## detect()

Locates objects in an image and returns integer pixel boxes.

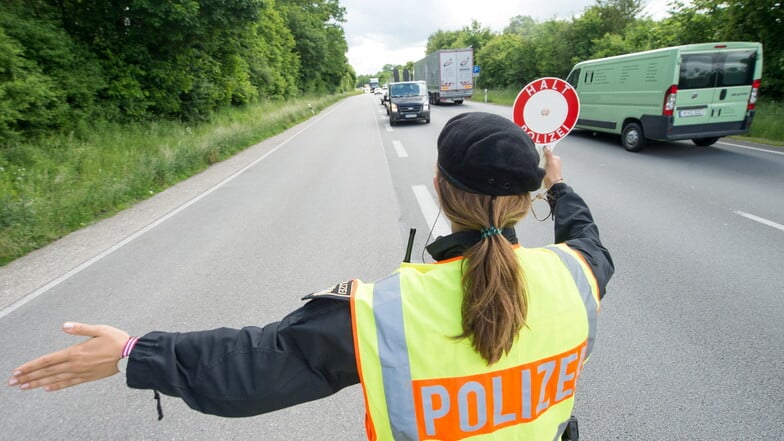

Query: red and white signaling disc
[512,77,580,147]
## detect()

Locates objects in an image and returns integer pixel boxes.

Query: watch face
[117,357,129,375]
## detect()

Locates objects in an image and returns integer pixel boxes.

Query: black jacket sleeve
[548,182,615,298]
[124,184,613,418]
[126,297,357,417]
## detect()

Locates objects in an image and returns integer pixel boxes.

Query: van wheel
[621,122,646,152]
[692,137,719,146]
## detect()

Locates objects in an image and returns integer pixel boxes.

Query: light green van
[565,42,763,152]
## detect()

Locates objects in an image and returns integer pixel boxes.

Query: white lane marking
[393,140,408,158]
[733,211,784,232]
[0,107,339,320]
[718,141,784,155]
[412,185,451,239]
[386,124,393,132]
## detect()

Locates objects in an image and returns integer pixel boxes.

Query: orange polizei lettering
[412,341,587,441]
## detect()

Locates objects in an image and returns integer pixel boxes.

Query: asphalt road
[1,93,782,440]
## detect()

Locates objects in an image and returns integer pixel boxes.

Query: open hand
[8,322,129,392]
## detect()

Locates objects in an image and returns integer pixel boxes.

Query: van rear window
[718,50,755,87]
[679,54,714,89]
[679,50,756,89]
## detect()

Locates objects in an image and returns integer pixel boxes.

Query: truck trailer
[414,48,474,105]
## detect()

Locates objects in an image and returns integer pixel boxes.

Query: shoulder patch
[301,280,356,302]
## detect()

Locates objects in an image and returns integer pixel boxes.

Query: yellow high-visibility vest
[350,244,600,441]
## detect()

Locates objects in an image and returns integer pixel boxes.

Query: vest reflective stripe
[373,273,418,441]
[352,245,599,441]
[546,244,600,357]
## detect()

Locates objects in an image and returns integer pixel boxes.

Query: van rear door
[675,49,757,127]
[710,49,757,124]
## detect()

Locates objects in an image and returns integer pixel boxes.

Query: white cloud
[341,0,674,75]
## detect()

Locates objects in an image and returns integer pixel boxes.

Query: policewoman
[9,112,614,441]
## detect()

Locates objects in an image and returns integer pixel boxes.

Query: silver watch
[117,357,129,375]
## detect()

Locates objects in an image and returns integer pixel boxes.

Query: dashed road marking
[733,211,784,232]
[393,140,408,158]
[412,185,451,238]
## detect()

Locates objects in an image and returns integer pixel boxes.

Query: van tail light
[663,85,677,116]
[748,79,760,111]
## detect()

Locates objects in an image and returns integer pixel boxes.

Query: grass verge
[0,94,347,266]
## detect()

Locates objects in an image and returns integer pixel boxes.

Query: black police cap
[437,112,545,195]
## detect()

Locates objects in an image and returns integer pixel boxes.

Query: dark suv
[385,81,430,125]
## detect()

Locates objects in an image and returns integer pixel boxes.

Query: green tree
[714,0,782,98]
[503,15,539,40]
[619,18,664,51]
[426,21,494,54]
[0,9,106,141]
[277,0,349,93]
[590,33,633,58]
[0,0,353,143]
[247,0,300,99]
[321,24,350,92]
[569,7,606,62]
[475,34,535,88]
[425,29,461,54]
[656,0,723,45]
[45,0,269,120]
[453,20,495,53]
[530,19,576,79]
[666,0,783,98]
[378,64,396,84]
[593,0,644,34]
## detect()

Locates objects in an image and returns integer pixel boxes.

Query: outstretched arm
[8,298,358,418]
[8,322,129,391]
[542,147,615,298]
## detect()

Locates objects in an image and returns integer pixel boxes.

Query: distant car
[379,87,388,104]
[374,88,384,95]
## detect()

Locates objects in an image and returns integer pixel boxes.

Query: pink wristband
[121,336,139,359]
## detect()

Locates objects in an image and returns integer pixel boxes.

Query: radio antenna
[403,228,416,263]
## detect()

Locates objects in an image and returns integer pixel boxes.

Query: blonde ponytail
[436,174,531,365]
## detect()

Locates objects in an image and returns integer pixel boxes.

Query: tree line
[360,0,782,101]
[0,0,355,145]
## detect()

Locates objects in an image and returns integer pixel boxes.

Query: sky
[341,0,674,75]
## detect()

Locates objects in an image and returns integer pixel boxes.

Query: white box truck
[414,48,474,105]
[565,42,763,152]
[369,77,379,92]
